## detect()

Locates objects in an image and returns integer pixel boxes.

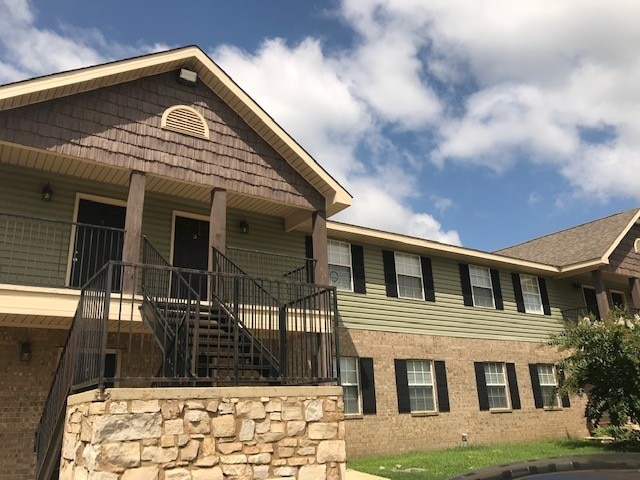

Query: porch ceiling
[0,141,312,219]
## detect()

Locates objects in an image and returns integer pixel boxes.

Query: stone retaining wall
[60,386,345,480]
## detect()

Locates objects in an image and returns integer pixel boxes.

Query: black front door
[173,216,209,299]
[70,199,125,287]
[583,287,600,320]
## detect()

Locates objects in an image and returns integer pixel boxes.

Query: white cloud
[431,195,453,214]
[0,0,167,82]
[213,37,461,244]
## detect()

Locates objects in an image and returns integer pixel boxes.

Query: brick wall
[0,326,67,480]
[339,328,590,458]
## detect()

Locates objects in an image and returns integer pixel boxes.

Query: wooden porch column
[122,171,145,295]
[630,277,640,309]
[312,209,328,286]
[208,188,227,271]
[591,269,610,319]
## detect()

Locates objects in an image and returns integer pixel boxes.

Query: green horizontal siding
[335,244,585,342]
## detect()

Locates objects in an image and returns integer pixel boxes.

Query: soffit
[0,141,308,219]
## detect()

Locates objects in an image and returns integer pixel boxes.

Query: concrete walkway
[345,469,388,480]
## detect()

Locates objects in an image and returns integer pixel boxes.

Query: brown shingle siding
[0,71,324,210]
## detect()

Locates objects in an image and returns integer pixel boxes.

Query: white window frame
[470,265,495,308]
[484,362,510,410]
[338,356,361,415]
[395,252,424,300]
[328,240,353,292]
[520,274,543,314]
[537,364,560,408]
[406,359,436,413]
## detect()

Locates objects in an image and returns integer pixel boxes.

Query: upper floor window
[470,265,495,308]
[328,240,352,291]
[520,274,543,314]
[382,250,436,302]
[512,274,551,315]
[395,252,424,300]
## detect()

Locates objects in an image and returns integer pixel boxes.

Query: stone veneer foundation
[60,386,345,480]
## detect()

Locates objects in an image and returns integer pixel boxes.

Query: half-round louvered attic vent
[161,105,209,139]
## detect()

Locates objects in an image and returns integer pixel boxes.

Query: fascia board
[327,221,559,274]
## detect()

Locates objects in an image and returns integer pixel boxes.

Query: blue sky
[1,0,638,251]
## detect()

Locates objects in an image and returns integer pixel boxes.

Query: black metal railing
[561,305,640,322]
[0,212,124,288]
[35,255,338,476]
[34,265,113,480]
[226,246,316,283]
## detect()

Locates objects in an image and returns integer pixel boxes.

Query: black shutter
[305,236,314,283]
[434,360,450,412]
[512,273,526,313]
[490,269,504,310]
[506,363,521,410]
[394,359,411,413]
[539,277,551,316]
[459,264,473,306]
[529,364,544,409]
[558,368,571,408]
[421,256,436,302]
[359,358,377,414]
[382,250,398,298]
[351,244,367,294]
[474,362,490,411]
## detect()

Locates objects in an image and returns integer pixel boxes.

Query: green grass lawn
[348,439,629,480]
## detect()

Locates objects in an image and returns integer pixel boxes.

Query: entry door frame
[169,210,210,266]
[66,193,127,287]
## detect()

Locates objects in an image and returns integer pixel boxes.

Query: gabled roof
[494,208,640,272]
[0,45,352,217]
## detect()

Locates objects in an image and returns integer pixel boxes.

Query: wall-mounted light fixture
[178,68,198,86]
[239,220,250,234]
[41,183,53,202]
[19,341,32,362]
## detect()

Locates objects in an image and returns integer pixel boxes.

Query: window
[520,274,543,314]
[337,356,377,415]
[475,362,521,411]
[484,362,509,409]
[470,265,495,308]
[395,359,450,414]
[339,357,360,414]
[537,364,560,407]
[407,360,436,412]
[328,240,353,291]
[395,252,423,300]
[530,363,570,409]
[611,291,626,309]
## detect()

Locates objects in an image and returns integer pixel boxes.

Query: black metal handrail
[140,236,201,379]
[0,212,124,288]
[561,304,640,322]
[226,246,316,283]
[35,259,339,475]
[34,263,113,480]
